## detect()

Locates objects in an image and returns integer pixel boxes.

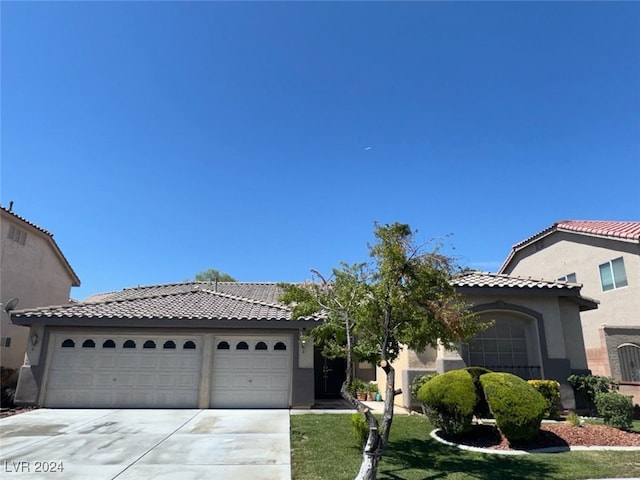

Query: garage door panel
[94,373,115,388]
[139,356,159,368]
[270,357,289,369]
[117,356,136,368]
[178,373,200,388]
[211,336,290,408]
[51,354,76,368]
[44,335,202,408]
[95,355,117,368]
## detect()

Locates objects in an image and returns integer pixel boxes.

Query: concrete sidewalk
[0,409,290,479]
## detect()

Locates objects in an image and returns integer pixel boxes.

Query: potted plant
[349,378,368,401]
[366,382,379,401]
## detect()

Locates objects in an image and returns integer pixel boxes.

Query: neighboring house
[1,204,80,370]
[498,221,640,388]
[10,282,322,409]
[385,271,597,410]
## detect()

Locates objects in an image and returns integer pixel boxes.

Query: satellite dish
[3,298,19,313]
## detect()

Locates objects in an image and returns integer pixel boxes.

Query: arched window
[217,341,230,350]
[143,340,156,349]
[163,340,176,349]
[255,341,268,350]
[618,343,640,382]
[82,339,96,348]
[123,340,136,349]
[102,339,116,348]
[183,341,196,350]
[61,339,75,348]
[274,342,287,351]
[236,341,249,350]
[461,314,538,379]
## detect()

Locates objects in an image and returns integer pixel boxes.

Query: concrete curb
[429,428,640,455]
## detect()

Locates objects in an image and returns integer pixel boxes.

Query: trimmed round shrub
[417,369,476,435]
[409,372,438,400]
[595,392,633,430]
[528,379,561,419]
[480,372,546,443]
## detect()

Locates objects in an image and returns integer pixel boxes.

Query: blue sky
[2,1,639,300]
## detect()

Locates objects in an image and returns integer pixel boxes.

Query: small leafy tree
[280,222,484,480]
[194,268,236,282]
[567,374,618,415]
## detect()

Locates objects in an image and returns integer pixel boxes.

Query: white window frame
[557,273,577,283]
[598,257,628,292]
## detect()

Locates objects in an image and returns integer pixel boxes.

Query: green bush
[417,369,476,435]
[566,411,582,427]
[351,413,369,447]
[528,379,561,419]
[409,372,438,400]
[480,372,546,443]
[567,374,618,415]
[595,392,633,430]
[347,378,367,397]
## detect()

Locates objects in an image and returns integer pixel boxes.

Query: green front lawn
[291,414,640,480]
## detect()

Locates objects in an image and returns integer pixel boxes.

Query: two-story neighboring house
[1,204,80,370]
[499,220,640,390]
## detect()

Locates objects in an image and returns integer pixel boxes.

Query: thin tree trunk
[351,359,398,480]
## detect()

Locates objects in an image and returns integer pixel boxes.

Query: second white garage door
[44,334,202,408]
[211,336,291,408]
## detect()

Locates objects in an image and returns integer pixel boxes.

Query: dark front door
[314,347,347,398]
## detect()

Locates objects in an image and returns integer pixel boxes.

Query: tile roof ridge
[198,287,289,310]
[0,205,53,237]
[49,287,205,310]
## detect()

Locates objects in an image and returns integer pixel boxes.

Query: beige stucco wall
[382,292,588,409]
[502,232,640,376]
[1,214,77,369]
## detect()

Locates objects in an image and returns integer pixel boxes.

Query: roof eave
[10,314,320,328]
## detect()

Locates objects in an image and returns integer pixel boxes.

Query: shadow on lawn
[379,438,560,480]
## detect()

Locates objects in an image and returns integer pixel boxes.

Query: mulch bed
[0,406,39,419]
[438,423,640,451]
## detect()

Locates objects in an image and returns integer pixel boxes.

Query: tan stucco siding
[1,217,76,369]
[502,232,640,368]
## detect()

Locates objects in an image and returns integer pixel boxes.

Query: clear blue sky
[2,1,639,300]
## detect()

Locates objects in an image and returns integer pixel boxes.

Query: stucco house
[498,221,640,386]
[384,271,597,410]
[1,204,80,370]
[11,282,322,408]
[12,271,595,410]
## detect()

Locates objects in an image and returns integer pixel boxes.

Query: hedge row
[417,368,546,443]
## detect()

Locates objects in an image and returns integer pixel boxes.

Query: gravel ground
[439,423,640,450]
[0,406,39,419]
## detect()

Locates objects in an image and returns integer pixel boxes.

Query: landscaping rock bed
[438,423,640,451]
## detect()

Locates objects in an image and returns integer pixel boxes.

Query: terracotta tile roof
[499,220,640,274]
[11,282,315,323]
[14,272,597,323]
[557,220,640,240]
[1,205,81,286]
[452,271,580,290]
[514,220,640,250]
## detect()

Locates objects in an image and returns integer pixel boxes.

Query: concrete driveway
[0,409,290,479]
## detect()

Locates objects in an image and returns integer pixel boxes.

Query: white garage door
[211,336,291,408]
[44,334,202,408]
